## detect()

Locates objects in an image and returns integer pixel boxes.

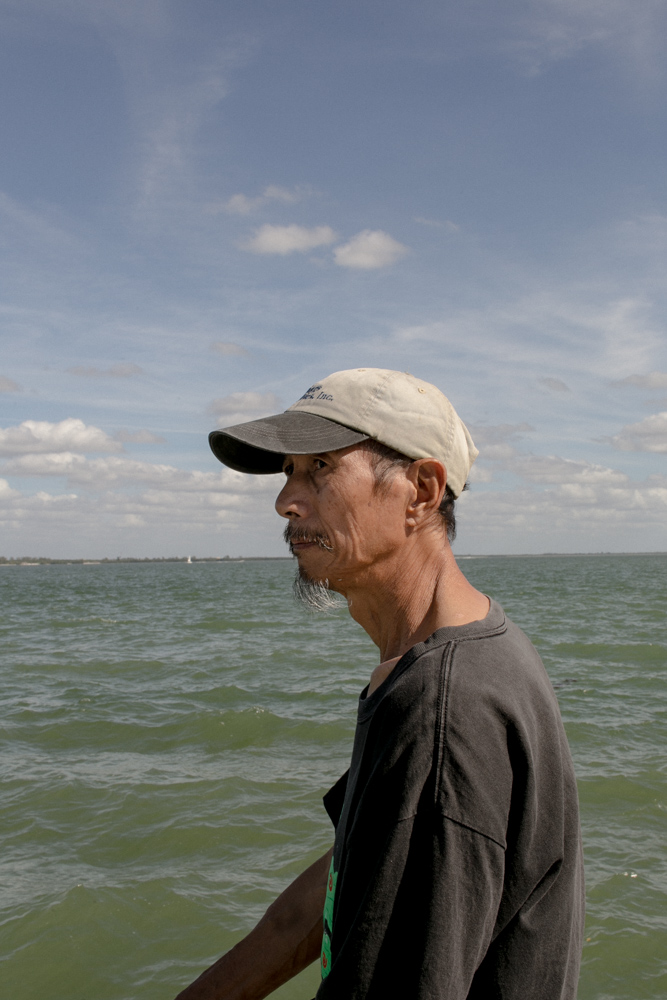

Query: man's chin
[297,561,322,581]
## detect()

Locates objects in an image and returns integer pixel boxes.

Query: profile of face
[275,443,412,602]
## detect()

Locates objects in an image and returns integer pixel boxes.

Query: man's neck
[343,537,490,663]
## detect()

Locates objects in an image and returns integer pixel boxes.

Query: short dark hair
[363,439,467,543]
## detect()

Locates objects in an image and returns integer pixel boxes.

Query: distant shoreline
[1,552,665,566]
[0,556,294,566]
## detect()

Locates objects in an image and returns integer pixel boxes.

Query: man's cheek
[330,528,367,567]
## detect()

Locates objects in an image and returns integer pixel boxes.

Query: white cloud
[0,478,20,499]
[1,443,664,557]
[466,427,635,487]
[458,477,667,550]
[0,438,285,556]
[3,471,665,556]
[610,412,667,453]
[211,341,249,358]
[217,185,303,215]
[67,363,145,378]
[0,476,283,554]
[208,391,282,426]
[616,372,667,390]
[539,377,571,392]
[0,419,122,457]
[508,454,630,486]
[241,224,337,255]
[0,376,21,392]
[241,224,409,267]
[333,230,409,270]
[2,452,88,476]
[0,452,280,493]
[113,429,166,444]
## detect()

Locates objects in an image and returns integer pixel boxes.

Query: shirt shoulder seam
[431,639,509,849]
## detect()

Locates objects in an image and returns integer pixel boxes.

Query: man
[175,368,584,1000]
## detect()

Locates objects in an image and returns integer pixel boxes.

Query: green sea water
[1,555,665,1000]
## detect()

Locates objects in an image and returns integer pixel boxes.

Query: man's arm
[173,847,332,1000]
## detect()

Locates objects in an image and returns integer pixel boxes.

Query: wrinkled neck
[343,539,489,662]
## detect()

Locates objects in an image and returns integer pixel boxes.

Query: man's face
[275,443,410,593]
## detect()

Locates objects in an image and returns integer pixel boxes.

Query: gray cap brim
[209,411,370,474]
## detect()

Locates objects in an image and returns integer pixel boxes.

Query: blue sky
[1,0,666,557]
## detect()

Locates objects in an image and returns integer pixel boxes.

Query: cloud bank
[0,419,122,456]
[242,224,337,255]
[610,412,667,453]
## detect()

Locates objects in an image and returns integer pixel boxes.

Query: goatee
[292,567,345,613]
[283,522,342,611]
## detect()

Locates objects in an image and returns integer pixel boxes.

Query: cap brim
[209,411,370,474]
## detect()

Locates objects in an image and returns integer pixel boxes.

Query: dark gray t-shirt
[316,600,585,999]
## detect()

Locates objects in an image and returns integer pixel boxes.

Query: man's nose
[275,476,308,519]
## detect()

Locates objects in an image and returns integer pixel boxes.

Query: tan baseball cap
[209,368,478,497]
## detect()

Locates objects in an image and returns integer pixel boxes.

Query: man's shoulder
[363,603,550,781]
[441,606,575,841]
[391,600,548,694]
[445,604,558,717]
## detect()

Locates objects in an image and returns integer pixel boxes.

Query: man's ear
[405,459,447,526]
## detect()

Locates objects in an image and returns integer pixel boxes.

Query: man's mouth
[283,523,333,554]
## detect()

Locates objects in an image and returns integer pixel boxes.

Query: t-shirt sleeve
[322,770,349,828]
[318,810,505,999]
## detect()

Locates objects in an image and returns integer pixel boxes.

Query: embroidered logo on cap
[299,384,333,402]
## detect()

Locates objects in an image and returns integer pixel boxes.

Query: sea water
[1,555,665,1000]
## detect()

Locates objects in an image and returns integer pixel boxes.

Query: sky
[1,0,666,558]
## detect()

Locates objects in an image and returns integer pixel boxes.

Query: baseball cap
[208,368,478,497]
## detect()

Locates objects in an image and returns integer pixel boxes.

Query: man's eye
[283,462,294,476]
[314,459,327,470]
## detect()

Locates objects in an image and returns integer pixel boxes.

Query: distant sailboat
[186,556,192,564]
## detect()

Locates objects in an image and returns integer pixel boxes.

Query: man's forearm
[173,848,332,1000]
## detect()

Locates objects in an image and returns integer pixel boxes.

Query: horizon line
[2,551,666,564]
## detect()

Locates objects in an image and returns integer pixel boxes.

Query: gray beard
[284,521,344,612]
[292,568,346,613]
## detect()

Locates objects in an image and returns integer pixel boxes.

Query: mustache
[283,523,334,552]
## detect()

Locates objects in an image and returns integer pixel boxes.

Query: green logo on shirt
[321,857,337,979]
